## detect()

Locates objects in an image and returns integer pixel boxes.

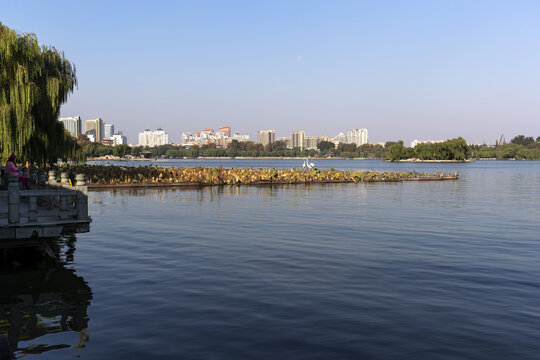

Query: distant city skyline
[3,1,540,145]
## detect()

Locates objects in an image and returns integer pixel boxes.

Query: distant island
[61,165,459,188]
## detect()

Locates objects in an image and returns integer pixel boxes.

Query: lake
[1,160,540,359]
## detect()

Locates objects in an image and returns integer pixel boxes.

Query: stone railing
[0,170,89,225]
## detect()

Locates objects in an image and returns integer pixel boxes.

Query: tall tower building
[346,128,368,146]
[104,123,115,139]
[85,118,104,142]
[257,130,275,147]
[291,130,306,150]
[59,116,81,137]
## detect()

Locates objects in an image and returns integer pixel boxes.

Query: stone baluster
[30,167,37,188]
[48,170,57,185]
[75,174,87,192]
[75,174,88,220]
[61,172,69,187]
[39,170,47,186]
[45,170,57,209]
[8,175,20,224]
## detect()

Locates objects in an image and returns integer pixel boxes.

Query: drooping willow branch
[0,23,83,165]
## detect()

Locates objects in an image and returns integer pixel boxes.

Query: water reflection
[89,182,373,202]
[0,237,92,358]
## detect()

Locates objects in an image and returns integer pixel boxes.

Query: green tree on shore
[0,23,82,164]
[317,141,335,153]
[387,141,407,161]
[511,135,535,147]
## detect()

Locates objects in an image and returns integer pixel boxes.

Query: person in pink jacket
[6,153,29,189]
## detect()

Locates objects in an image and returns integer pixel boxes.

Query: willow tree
[0,22,83,165]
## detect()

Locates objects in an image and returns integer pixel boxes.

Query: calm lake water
[1,160,540,359]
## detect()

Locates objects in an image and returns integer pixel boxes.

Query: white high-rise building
[59,116,81,137]
[138,129,169,147]
[181,126,248,148]
[346,129,368,146]
[330,132,346,146]
[181,132,195,146]
[112,134,127,146]
[104,123,115,139]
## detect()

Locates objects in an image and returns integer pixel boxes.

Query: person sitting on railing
[6,153,29,189]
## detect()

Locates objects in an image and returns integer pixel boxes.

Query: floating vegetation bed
[60,165,459,188]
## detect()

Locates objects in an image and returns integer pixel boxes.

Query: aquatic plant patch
[60,165,458,186]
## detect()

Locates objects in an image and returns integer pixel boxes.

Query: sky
[2,0,540,145]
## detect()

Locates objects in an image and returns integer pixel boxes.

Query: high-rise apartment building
[111,134,127,146]
[330,132,346,146]
[305,136,329,150]
[346,128,368,146]
[257,130,275,147]
[85,118,104,142]
[181,126,246,148]
[219,126,231,137]
[276,137,292,148]
[104,123,115,139]
[291,130,306,150]
[138,128,169,147]
[59,116,81,137]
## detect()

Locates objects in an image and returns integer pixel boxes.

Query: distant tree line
[81,134,540,161]
[81,138,389,159]
[385,137,471,161]
[470,135,540,160]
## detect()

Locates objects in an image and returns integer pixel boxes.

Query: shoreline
[86,157,538,162]
[391,159,476,163]
[87,156,374,161]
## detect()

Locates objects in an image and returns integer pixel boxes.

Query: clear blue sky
[2,0,540,144]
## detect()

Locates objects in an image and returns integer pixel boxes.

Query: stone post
[60,193,69,219]
[30,167,37,188]
[48,170,57,185]
[39,170,47,186]
[75,174,88,220]
[60,172,69,187]
[8,175,20,224]
[75,174,87,191]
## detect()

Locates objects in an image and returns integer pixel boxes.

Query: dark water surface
[2,160,540,359]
